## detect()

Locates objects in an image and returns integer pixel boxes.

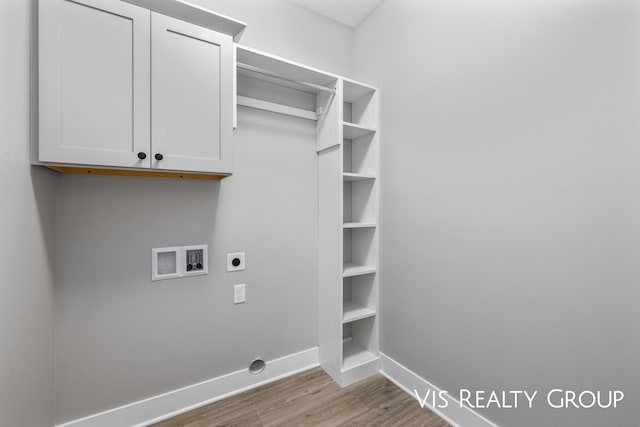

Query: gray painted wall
[0,1,57,426]
[190,0,353,77]
[54,2,352,422]
[56,108,319,422]
[354,0,640,426]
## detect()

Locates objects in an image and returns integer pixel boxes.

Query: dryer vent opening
[249,358,266,375]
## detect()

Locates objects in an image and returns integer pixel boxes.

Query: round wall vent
[249,358,266,375]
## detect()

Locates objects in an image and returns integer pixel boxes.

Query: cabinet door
[151,13,233,174]
[39,0,151,168]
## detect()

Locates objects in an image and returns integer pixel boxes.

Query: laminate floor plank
[344,375,403,409]
[251,368,342,414]
[258,387,368,427]
[152,367,450,427]
[341,391,420,426]
[203,410,263,427]
[154,369,336,427]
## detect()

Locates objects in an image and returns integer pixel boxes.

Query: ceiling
[287,0,384,28]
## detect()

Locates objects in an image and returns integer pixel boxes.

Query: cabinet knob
[155,153,164,161]
[137,152,147,160]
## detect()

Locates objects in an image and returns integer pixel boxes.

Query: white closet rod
[237,96,317,121]
[237,62,336,94]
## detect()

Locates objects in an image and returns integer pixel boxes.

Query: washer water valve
[152,245,208,281]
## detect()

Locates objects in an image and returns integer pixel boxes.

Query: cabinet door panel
[39,0,150,168]
[151,13,233,173]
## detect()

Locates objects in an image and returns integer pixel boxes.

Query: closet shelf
[343,263,376,278]
[343,122,376,140]
[342,339,379,371]
[343,172,376,181]
[236,44,337,94]
[343,301,376,324]
[343,222,377,229]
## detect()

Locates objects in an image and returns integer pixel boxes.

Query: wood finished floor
[151,367,450,427]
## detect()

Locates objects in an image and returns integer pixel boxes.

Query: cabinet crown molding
[121,0,247,41]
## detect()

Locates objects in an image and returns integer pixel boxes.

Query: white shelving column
[318,78,379,387]
[341,78,379,385]
[231,44,378,388]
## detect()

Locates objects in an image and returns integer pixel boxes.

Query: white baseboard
[379,352,499,427]
[338,358,380,387]
[57,347,319,427]
[57,348,499,427]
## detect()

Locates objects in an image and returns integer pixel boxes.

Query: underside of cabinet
[46,166,227,181]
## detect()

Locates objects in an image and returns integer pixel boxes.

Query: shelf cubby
[344,179,376,224]
[343,79,376,104]
[343,79,377,129]
[343,340,378,371]
[343,132,376,177]
[342,226,376,281]
[343,274,376,323]
[342,316,378,371]
[344,226,375,265]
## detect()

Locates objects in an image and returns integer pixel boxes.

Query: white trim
[232,45,238,129]
[56,347,319,427]
[379,352,499,427]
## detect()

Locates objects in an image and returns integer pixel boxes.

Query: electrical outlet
[227,252,245,272]
[234,284,246,304]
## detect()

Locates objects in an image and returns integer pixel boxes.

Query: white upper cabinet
[39,0,151,168]
[151,13,232,173]
[38,0,235,176]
